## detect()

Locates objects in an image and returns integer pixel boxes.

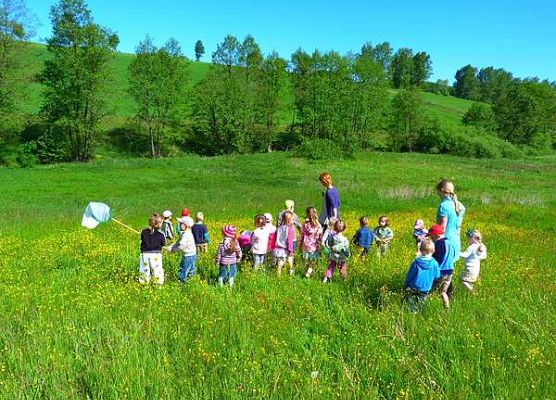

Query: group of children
[404,219,488,311]
[138,201,488,308]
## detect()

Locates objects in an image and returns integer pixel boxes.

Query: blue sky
[25,0,556,83]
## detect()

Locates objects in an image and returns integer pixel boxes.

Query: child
[161,210,174,241]
[413,219,428,248]
[238,230,253,264]
[276,200,302,250]
[428,223,458,308]
[251,214,270,271]
[300,206,323,278]
[139,213,166,285]
[321,217,337,259]
[215,225,242,287]
[403,238,441,312]
[274,211,296,276]
[374,215,394,257]
[191,211,210,253]
[176,208,191,236]
[264,213,277,261]
[323,219,350,283]
[168,216,197,283]
[459,229,487,292]
[352,216,373,257]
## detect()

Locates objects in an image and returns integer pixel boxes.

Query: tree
[194,39,204,61]
[255,51,289,151]
[391,48,414,89]
[390,88,424,151]
[38,0,118,161]
[411,51,432,86]
[0,0,32,162]
[0,0,30,116]
[477,66,513,103]
[128,36,189,157]
[453,65,480,100]
[462,103,496,131]
[360,41,392,80]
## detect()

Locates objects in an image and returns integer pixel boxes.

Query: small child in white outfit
[459,229,487,292]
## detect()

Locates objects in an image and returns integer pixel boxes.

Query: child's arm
[477,245,487,260]
[403,261,417,289]
[460,244,475,259]
[214,244,222,265]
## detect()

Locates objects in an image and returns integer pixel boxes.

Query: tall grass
[0,151,555,398]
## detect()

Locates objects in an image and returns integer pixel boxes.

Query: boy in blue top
[352,216,373,257]
[428,223,457,308]
[403,238,440,312]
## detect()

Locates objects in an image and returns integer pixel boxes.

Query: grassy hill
[21,42,473,130]
[0,151,555,398]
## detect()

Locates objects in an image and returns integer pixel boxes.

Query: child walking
[412,219,428,249]
[403,239,441,312]
[300,206,323,278]
[274,211,296,276]
[168,216,197,283]
[161,210,175,241]
[428,223,458,308]
[191,211,210,253]
[374,215,394,257]
[251,214,270,271]
[459,229,487,292]
[352,216,373,257]
[215,225,242,287]
[323,219,351,283]
[139,213,166,285]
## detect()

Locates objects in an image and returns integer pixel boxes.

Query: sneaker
[322,277,329,284]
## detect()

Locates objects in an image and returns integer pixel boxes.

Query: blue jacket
[404,256,440,293]
[353,226,373,249]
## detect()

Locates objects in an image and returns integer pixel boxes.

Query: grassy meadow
[0,153,556,399]
[0,151,555,399]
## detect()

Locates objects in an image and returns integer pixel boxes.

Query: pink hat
[222,225,237,238]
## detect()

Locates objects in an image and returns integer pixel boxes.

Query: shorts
[302,251,320,260]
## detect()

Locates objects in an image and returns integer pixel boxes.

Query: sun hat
[428,224,444,236]
[263,213,273,222]
[181,208,190,217]
[466,229,482,241]
[177,216,194,228]
[162,210,173,218]
[222,225,237,238]
[285,199,295,209]
[414,219,425,230]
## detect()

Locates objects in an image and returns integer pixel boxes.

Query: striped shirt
[215,238,242,265]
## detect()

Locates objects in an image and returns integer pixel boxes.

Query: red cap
[181,208,190,217]
[428,224,444,236]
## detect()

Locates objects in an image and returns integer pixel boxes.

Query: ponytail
[452,193,461,215]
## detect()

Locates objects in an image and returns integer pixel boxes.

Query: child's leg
[287,254,294,275]
[276,258,285,276]
[218,265,228,287]
[461,280,474,292]
[253,254,265,271]
[339,261,347,280]
[138,253,151,284]
[187,255,197,280]
[228,264,237,287]
[150,253,164,285]
[438,274,452,308]
[305,258,315,278]
[178,256,187,283]
[323,260,336,282]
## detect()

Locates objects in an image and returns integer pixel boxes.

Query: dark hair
[334,219,346,233]
[359,216,368,226]
[378,215,389,227]
[254,214,266,228]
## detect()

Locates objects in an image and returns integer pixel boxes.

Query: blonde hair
[306,206,318,227]
[319,172,332,187]
[436,179,461,215]
[283,210,294,225]
[196,211,204,222]
[420,238,435,255]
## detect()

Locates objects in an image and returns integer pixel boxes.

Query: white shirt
[251,227,270,255]
[460,242,487,268]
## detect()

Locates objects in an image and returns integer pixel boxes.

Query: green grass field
[0,151,555,398]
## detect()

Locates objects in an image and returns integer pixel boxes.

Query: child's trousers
[324,260,347,279]
[139,252,164,284]
[179,254,197,283]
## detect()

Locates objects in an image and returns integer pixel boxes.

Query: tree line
[0,0,554,166]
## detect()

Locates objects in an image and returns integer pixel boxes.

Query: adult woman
[435,179,465,307]
[318,172,340,226]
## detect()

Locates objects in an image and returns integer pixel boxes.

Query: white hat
[264,212,273,222]
[177,216,194,228]
[162,210,173,218]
